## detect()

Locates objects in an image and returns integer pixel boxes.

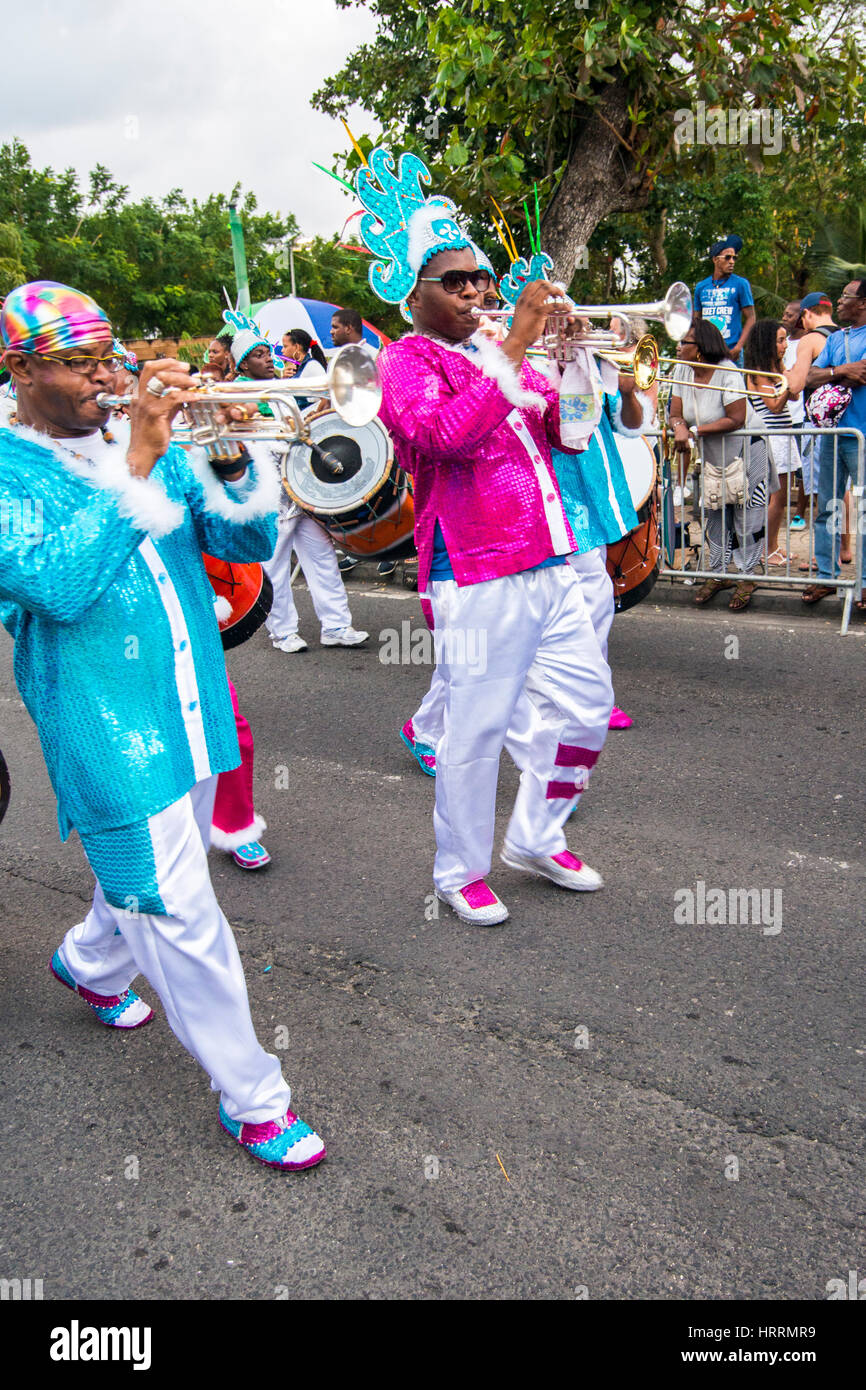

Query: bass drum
[606,434,661,611]
[202,556,274,651]
[0,748,9,828]
[282,410,415,559]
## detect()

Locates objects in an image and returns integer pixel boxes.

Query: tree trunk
[542,80,651,282]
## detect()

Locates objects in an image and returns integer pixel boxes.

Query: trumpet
[97,344,381,475]
[472,281,693,366]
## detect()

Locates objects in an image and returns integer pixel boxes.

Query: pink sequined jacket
[377,333,581,591]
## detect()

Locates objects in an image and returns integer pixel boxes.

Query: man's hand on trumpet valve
[507,279,576,345]
[502,279,578,371]
[127,358,200,478]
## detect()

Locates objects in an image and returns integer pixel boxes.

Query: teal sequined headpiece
[354,146,472,307]
[499,252,554,310]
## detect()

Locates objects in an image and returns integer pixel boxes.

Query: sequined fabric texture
[0,429,277,839]
[377,335,579,592]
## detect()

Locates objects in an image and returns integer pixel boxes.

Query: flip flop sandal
[694,578,733,605]
[802,585,836,605]
[767,549,790,566]
[728,581,757,611]
[798,558,818,573]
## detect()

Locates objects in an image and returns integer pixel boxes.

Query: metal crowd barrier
[651,426,864,635]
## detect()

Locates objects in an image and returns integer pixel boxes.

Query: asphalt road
[1,576,863,1301]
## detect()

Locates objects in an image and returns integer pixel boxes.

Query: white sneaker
[436,880,509,926]
[273,633,308,653]
[320,626,369,647]
[500,846,603,891]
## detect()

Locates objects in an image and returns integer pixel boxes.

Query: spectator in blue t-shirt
[694,235,756,366]
[802,279,866,609]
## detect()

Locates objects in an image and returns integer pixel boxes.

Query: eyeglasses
[29,350,125,377]
[418,269,493,294]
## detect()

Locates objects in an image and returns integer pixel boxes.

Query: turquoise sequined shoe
[399,718,436,777]
[50,948,154,1029]
[219,1103,326,1171]
[231,840,271,870]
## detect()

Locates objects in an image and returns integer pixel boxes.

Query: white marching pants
[567,546,614,662]
[264,511,353,640]
[412,543,616,751]
[429,565,613,892]
[59,777,291,1124]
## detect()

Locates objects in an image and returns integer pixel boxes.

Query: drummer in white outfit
[229,328,368,653]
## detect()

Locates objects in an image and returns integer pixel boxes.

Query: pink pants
[211,678,265,850]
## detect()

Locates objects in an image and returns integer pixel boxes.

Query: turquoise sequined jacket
[0,424,280,840]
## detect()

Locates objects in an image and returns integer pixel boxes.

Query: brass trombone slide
[591,339,787,399]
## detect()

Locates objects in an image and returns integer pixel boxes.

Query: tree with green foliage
[315,0,866,285]
[289,235,404,338]
[0,140,300,338]
[0,223,27,298]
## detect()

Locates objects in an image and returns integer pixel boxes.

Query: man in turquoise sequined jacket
[0,281,326,1172]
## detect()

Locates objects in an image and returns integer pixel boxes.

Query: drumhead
[282,410,393,516]
[615,434,656,512]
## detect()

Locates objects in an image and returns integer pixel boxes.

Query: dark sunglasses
[418,269,493,295]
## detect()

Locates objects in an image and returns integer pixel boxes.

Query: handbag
[691,371,749,508]
[806,329,852,427]
[701,455,747,509]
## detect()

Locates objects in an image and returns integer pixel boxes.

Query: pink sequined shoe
[219,1103,326,1171]
[500,846,603,891]
[609,706,633,729]
[50,949,154,1028]
[435,879,509,926]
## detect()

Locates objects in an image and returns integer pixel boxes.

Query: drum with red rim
[202,556,274,650]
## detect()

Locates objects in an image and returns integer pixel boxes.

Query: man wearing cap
[803,280,866,607]
[694,236,755,365]
[0,280,326,1170]
[784,292,839,544]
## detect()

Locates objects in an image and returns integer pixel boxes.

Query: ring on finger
[146,377,168,397]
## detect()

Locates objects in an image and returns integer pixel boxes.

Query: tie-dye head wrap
[0,280,112,358]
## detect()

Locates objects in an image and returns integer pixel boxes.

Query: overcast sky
[4,0,381,238]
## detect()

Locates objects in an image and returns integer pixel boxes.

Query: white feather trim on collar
[3,421,184,537]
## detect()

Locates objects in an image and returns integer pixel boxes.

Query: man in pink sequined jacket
[378,248,614,926]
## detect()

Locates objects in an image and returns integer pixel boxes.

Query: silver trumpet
[472,281,693,366]
[97,344,381,476]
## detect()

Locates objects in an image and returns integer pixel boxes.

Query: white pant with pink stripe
[413,545,616,751]
[427,564,612,893]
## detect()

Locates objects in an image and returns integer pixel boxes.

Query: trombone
[588,339,787,399]
[97,344,381,475]
[652,354,788,398]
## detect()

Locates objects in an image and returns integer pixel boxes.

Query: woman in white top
[669,320,772,611]
[744,319,802,566]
